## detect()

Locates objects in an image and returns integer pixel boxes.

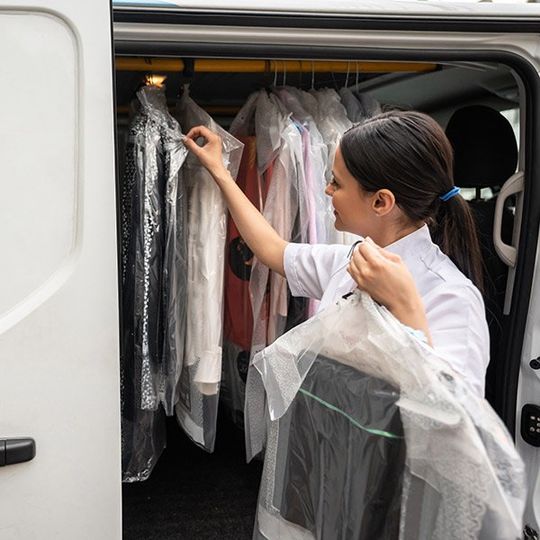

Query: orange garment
[223,137,272,350]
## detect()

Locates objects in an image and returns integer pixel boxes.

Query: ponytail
[430,196,484,294]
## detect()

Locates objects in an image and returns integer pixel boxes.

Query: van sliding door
[0,1,120,538]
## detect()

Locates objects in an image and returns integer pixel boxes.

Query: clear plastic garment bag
[120,84,188,481]
[175,88,244,451]
[339,87,382,124]
[246,291,526,540]
[221,85,377,428]
[310,88,360,246]
[249,90,308,355]
[222,90,309,426]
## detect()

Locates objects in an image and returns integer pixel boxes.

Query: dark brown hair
[340,110,484,292]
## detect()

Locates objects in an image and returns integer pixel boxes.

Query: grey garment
[339,88,381,123]
[276,355,405,540]
[120,85,188,481]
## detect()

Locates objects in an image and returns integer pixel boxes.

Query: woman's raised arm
[183,125,288,276]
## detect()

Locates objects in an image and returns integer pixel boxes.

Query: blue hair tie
[439,186,460,202]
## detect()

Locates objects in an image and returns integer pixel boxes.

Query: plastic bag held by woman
[246,290,526,540]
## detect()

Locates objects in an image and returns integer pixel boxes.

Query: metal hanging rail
[115,57,437,73]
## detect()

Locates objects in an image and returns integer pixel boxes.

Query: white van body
[2,0,540,538]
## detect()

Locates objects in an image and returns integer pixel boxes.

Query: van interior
[115,56,522,539]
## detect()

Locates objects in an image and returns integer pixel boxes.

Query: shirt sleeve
[284,242,351,300]
[424,285,490,396]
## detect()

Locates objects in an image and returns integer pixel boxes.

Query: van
[2,0,540,537]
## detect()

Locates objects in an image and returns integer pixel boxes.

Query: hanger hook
[283,60,287,87]
[355,61,359,87]
[311,60,315,90]
[273,60,278,87]
[345,61,350,88]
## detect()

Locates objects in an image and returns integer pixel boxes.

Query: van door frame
[115,20,540,439]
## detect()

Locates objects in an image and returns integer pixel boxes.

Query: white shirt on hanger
[284,224,490,396]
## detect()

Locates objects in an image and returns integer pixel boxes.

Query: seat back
[445,105,518,404]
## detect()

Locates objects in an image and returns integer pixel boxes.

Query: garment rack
[116,57,436,73]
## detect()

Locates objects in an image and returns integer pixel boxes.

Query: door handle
[0,438,36,467]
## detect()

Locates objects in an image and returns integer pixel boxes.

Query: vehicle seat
[445,105,518,405]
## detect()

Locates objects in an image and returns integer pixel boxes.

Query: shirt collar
[385,224,434,264]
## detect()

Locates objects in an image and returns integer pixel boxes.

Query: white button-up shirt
[284,225,490,396]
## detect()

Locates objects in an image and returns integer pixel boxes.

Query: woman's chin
[333,217,342,231]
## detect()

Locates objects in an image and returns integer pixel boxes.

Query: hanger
[179,58,195,92]
[345,61,351,88]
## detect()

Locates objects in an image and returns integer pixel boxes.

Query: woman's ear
[372,189,396,216]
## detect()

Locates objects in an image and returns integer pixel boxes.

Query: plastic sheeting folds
[120,85,188,481]
[246,290,526,540]
[174,89,244,452]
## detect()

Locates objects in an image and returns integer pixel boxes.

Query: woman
[182,110,489,396]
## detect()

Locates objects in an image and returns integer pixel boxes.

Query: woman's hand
[348,237,432,344]
[182,125,228,180]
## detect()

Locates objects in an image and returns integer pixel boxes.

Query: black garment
[120,85,188,481]
[279,356,406,539]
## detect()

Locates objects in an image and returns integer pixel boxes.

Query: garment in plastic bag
[249,91,305,359]
[174,90,244,451]
[281,356,405,539]
[354,89,382,118]
[221,135,272,428]
[246,291,526,539]
[223,136,272,351]
[309,88,361,246]
[274,87,328,245]
[339,88,381,123]
[120,84,188,480]
[289,87,332,243]
[221,93,272,428]
[274,87,339,316]
[310,88,352,183]
[221,90,310,427]
[220,341,250,427]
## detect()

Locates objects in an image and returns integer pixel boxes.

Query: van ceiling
[359,63,518,122]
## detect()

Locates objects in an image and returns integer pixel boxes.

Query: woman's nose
[324,183,333,197]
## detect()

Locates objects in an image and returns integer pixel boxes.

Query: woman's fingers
[358,238,385,265]
[348,244,368,287]
[181,136,200,153]
[349,244,365,268]
[348,239,401,294]
[184,125,214,142]
[182,125,226,179]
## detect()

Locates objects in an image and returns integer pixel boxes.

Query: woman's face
[325,147,381,238]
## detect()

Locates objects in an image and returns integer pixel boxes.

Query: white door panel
[0,12,77,322]
[517,254,540,531]
[0,2,120,539]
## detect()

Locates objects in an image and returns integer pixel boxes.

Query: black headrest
[445,105,518,189]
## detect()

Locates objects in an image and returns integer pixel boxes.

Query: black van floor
[123,415,262,540]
